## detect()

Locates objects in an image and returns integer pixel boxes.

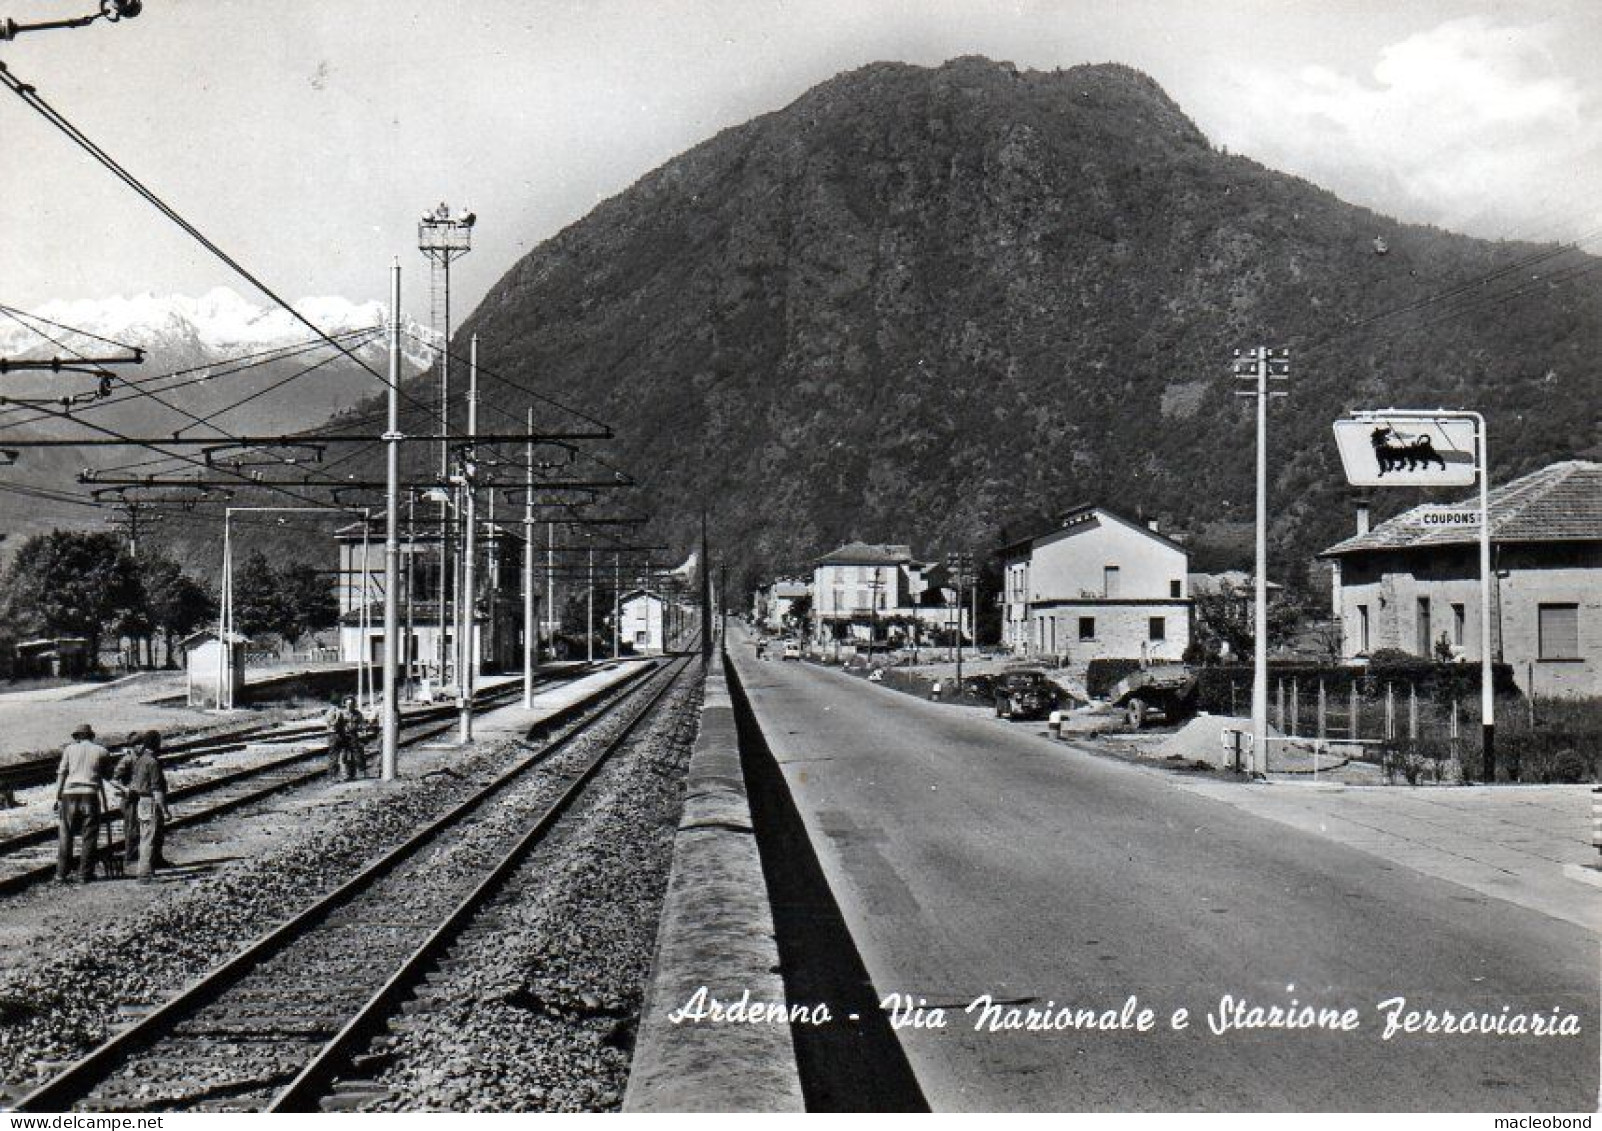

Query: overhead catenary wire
[0,325,384,434]
[0,59,435,420]
[399,328,611,433]
[0,302,142,355]
[5,316,403,497]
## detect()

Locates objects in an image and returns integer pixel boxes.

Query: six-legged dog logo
[1369,426,1447,477]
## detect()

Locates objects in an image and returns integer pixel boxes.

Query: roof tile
[1323,461,1602,556]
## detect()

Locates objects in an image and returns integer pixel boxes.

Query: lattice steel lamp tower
[417,203,474,688]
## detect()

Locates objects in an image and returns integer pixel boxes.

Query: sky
[2,0,1599,321]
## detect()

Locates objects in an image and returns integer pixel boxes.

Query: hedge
[1086,657,1518,707]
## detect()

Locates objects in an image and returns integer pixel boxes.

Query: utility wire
[0,302,141,354]
[400,328,611,432]
[0,59,433,419]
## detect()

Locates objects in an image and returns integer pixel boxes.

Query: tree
[1191,590,1300,662]
[0,530,141,668]
[232,550,288,640]
[277,563,338,644]
[141,555,216,666]
[783,593,813,638]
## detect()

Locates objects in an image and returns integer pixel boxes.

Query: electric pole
[380,261,402,780]
[523,409,536,707]
[700,509,712,662]
[1234,346,1289,776]
[946,551,974,689]
[613,552,622,658]
[586,542,595,663]
[457,333,479,743]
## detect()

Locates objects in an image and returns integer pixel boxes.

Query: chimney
[1356,502,1371,536]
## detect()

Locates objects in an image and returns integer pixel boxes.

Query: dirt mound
[1154,715,1281,769]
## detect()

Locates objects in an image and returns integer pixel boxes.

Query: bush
[1509,731,1599,783]
[1189,660,1518,715]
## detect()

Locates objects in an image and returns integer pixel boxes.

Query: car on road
[993,670,1056,721]
[781,641,803,661]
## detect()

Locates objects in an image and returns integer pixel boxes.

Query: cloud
[1219,16,1602,241]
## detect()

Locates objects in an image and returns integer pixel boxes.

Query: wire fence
[1217,676,1602,784]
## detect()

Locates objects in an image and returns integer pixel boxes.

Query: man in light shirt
[55,723,113,884]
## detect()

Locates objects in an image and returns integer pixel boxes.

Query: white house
[753,576,812,629]
[1321,460,1602,698]
[1000,505,1190,668]
[811,542,969,646]
[621,590,667,654]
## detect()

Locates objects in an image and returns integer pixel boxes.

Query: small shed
[183,628,249,708]
[14,637,90,679]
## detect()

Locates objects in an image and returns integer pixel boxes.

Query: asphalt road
[732,645,1599,1112]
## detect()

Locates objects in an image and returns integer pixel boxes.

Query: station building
[1321,460,1602,698]
[333,521,522,678]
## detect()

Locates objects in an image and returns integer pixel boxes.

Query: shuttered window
[1538,604,1580,660]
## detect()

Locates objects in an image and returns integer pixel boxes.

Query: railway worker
[324,696,367,781]
[123,731,172,883]
[54,723,113,884]
[111,732,145,869]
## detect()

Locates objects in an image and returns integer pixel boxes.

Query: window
[1451,603,1466,647]
[1149,617,1166,642]
[1538,603,1580,660]
[635,630,648,646]
[1079,616,1096,641]
[1357,604,1370,653]
[1103,566,1121,598]
[1170,579,1182,599]
[1415,596,1431,656]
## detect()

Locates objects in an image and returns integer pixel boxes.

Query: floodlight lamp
[101,0,141,20]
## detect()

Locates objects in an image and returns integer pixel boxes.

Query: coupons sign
[1332,416,1478,487]
[1407,506,1480,528]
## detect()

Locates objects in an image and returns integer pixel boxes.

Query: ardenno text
[667,987,1585,1040]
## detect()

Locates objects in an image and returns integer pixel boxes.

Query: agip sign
[1331,416,1479,487]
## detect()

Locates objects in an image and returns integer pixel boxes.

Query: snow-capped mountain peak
[0,287,393,356]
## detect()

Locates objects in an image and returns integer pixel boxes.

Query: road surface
[733,645,1598,1111]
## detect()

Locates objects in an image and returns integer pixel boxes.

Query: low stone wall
[623,650,804,1112]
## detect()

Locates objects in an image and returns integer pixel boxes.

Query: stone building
[1321,460,1602,698]
[1000,505,1191,668]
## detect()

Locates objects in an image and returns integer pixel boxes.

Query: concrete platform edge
[622,650,806,1113]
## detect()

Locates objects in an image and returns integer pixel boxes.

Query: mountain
[15,59,1602,595]
[0,288,425,549]
[432,56,1599,594]
[0,288,388,360]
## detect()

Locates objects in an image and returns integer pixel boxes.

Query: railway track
[9,656,691,1113]
[0,667,590,896]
